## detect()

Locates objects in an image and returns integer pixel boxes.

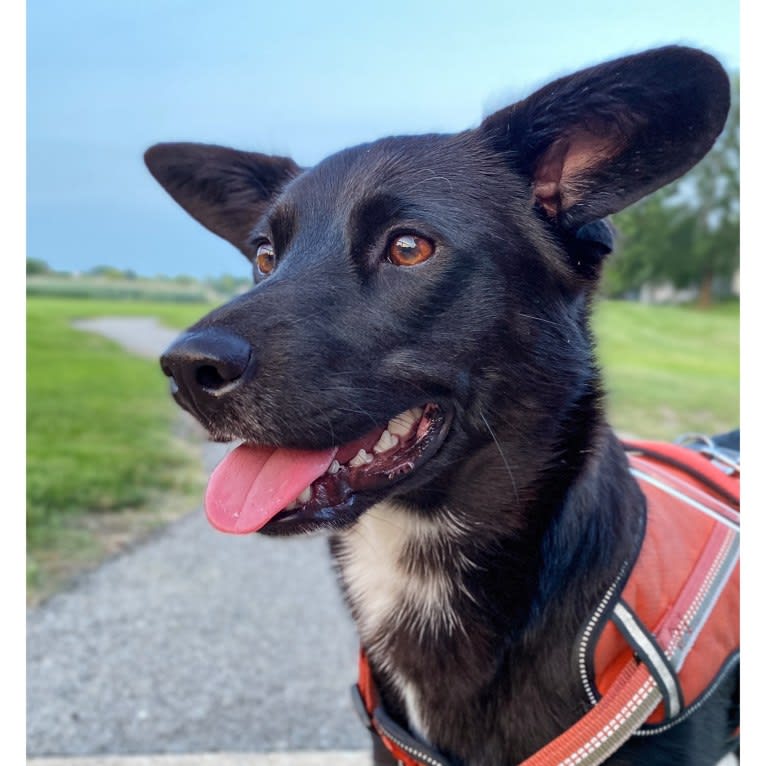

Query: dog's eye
[388,235,435,267]
[255,242,276,276]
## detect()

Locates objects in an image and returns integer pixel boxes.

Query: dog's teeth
[387,407,424,437]
[297,486,312,504]
[328,459,341,475]
[373,430,399,454]
[349,449,374,467]
[285,499,299,510]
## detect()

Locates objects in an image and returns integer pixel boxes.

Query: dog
[147,46,739,765]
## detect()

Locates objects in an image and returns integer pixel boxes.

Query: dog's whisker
[516,312,567,328]
[346,524,380,556]
[479,408,520,507]
[363,509,408,535]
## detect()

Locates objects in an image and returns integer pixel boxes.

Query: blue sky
[27,0,740,280]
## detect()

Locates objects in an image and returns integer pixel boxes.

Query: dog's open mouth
[204,402,452,534]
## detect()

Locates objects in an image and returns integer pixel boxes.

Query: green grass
[593,300,739,440]
[26,297,216,601]
[26,297,215,329]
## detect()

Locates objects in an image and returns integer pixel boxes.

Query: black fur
[147,46,737,764]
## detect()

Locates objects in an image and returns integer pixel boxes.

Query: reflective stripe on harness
[353,439,740,766]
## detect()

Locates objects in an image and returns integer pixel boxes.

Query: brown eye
[255,242,276,275]
[388,234,435,267]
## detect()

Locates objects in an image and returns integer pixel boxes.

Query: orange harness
[354,439,740,766]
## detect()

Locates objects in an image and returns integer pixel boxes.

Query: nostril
[195,346,253,392]
[196,364,228,391]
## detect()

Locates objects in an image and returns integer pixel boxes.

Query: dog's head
[147,46,729,536]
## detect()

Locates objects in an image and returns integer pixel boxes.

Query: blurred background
[25,0,740,763]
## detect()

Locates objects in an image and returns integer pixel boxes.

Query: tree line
[603,73,739,306]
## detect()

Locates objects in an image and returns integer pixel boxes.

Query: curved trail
[27,317,367,758]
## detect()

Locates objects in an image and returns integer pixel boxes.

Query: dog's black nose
[160,329,254,410]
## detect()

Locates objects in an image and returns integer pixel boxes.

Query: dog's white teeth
[373,430,399,454]
[349,449,374,467]
[328,459,341,475]
[285,499,300,510]
[297,486,312,504]
[387,420,408,437]
[387,407,423,437]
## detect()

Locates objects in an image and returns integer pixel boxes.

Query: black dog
[148,46,738,765]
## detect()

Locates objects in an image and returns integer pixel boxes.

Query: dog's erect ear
[480,46,730,229]
[144,143,300,254]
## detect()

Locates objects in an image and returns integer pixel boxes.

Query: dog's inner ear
[481,46,730,230]
[532,122,627,218]
[144,143,300,256]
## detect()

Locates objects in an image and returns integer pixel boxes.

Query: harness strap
[354,649,452,766]
[519,661,662,766]
[354,653,663,766]
[622,439,740,510]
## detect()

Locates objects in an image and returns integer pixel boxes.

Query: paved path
[28,317,369,761]
[30,755,370,766]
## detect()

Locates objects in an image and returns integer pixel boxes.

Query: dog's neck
[330,424,644,763]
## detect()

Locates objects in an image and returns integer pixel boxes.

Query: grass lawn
[26,295,739,602]
[26,297,216,603]
[593,300,739,440]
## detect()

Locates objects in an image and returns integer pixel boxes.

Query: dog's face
[148,46,729,536]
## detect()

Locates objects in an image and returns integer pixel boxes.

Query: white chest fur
[336,502,466,640]
[335,502,473,740]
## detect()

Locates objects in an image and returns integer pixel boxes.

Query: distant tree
[207,274,251,296]
[679,73,740,305]
[605,72,739,306]
[602,186,677,297]
[26,258,50,275]
[89,265,127,280]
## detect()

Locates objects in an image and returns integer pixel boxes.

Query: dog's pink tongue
[205,443,337,534]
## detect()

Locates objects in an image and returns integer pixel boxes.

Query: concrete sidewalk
[29,752,370,766]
